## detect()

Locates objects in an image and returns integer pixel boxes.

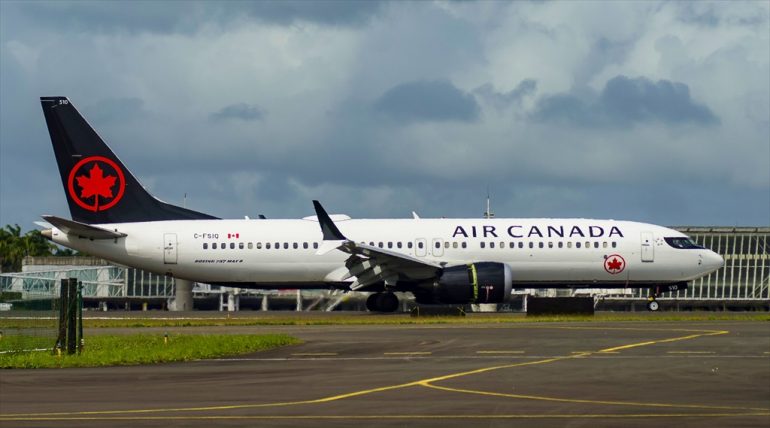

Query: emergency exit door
[164,233,177,264]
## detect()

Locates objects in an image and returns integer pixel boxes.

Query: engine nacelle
[413,262,513,305]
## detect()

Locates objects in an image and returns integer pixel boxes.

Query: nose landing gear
[646,297,660,312]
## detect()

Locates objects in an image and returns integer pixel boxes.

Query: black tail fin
[40,96,218,223]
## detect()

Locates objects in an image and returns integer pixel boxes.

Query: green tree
[0,225,57,272]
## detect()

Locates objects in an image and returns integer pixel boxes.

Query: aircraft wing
[41,215,127,240]
[312,201,441,291]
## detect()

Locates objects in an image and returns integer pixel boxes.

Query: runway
[1,320,769,427]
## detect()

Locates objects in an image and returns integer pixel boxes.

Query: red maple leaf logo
[75,163,117,210]
[607,258,623,271]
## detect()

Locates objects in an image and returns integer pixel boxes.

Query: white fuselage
[48,217,724,290]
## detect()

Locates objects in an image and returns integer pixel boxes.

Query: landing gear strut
[366,292,399,313]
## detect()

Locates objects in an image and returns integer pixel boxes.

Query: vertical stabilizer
[40,97,217,223]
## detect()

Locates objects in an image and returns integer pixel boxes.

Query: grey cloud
[474,80,537,110]
[14,0,384,34]
[374,80,480,124]
[533,75,719,127]
[83,98,146,124]
[210,103,265,122]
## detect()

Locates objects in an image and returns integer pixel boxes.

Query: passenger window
[567,242,572,248]
[594,242,599,248]
[548,242,553,248]
[275,242,279,249]
[212,243,217,249]
[303,242,308,249]
[585,241,590,249]
[369,242,374,246]
[518,242,524,249]
[266,243,271,249]
[453,242,458,249]
[378,242,383,248]
[461,242,467,249]
[397,242,403,249]
[313,243,319,249]
[284,243,289,249]
[257,242,262,249]
[435,241,441,249]
[445,241,450,249]
[576,242,581,248]
[490,242,495,249]
[408,242,413,249]
[418,242,424,249]
[538,242,544,248]
[612,242,617,248]
[203,243,208,249]
[293,243,298,249]
[220,242,225,249]
[603,242,608,248]
[239,242,244,250]
[388,242,393,249]
[480,242,486,249]
[499,241,504,249]
[509,242,514,249]
[558,242,563,248]
[529,242,534,249]
[248,242,253,250]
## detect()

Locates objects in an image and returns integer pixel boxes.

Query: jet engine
[413,262,513,305]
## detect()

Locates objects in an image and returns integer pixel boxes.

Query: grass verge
[0,334,299,369]
[1,312,768,330]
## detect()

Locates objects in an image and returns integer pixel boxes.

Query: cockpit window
[664,237,703,249]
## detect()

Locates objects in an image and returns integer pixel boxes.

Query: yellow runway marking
[2,325,757,422]
[421,384,769,412]
[667,351,715,355]
[2,412,768,421]
[384,352,432,355]
[476,351,525,354]
[291,353,338,356]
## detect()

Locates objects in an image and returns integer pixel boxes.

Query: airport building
[1,227,767,312]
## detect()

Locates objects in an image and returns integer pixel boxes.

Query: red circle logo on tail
[67,156,126,212]
[604,254,626,274]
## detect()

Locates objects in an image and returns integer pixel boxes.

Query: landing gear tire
[646,300,660,312]
[366,292,399,313]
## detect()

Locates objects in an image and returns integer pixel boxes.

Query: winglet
[312,200,347,241]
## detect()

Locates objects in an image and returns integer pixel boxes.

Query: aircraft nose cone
[704,251,724,272]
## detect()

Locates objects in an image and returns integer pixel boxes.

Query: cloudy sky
[1,1,768,229]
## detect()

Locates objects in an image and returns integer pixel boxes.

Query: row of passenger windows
[202,241,617,250]
[204,242,320,250]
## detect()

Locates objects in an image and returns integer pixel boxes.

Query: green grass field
[0,334,299,369]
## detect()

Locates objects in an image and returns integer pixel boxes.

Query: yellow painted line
[290,353,338,356]
[571,351,593,354]
[476,351,525,354]
[0,326,737,419]
[667,351,715,355]
[421,383,769,412]
[763,352,770,355]
[383,352,432,355]
[2,413,769,421]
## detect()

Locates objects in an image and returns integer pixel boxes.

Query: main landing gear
[366,292,399,313]
[646,295,660,312]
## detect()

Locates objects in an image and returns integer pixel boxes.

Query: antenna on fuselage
[483,187,494,219]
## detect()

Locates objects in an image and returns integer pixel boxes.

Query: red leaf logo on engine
[67,156,126,212]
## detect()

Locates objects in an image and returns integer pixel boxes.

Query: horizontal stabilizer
[42,215,127,239]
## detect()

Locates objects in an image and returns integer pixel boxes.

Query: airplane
[38,96,724,312]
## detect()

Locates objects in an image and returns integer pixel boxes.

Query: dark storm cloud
[209,103,265,122]
[474,79,537,110]
[374,80,480,124]
[532,75,719,127]
[15,0,384,34]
